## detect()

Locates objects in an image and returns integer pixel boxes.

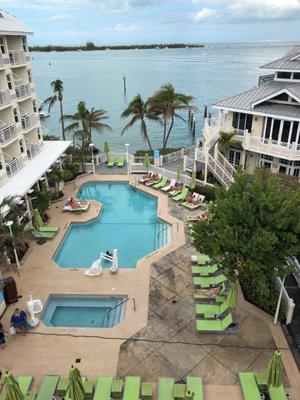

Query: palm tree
[218,131,242,154]
[44,79,66,140]
[148,83,195,149]
[121,94,158,151]
[63,101,111,146]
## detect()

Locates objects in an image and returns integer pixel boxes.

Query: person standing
[10,308,27,336]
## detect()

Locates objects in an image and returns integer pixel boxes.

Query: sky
[1,0,300,45]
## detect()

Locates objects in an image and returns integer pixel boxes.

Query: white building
[201,46,300,187]
[0,11,71,215]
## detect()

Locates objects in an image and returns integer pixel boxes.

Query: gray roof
[261,46,300,72]
[0,10,32,35]
[214,80,300,120]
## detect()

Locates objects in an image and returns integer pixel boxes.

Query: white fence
[276,277,295,325]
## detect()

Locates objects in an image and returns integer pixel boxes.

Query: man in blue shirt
[10,308,27,336]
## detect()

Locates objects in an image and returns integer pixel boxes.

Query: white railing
[21,113,38,130]
[0,89,11,107]
[161,149,183,165]
[244,133,300,160]
[5,154,24,176]
[0,53,4,67]
[233,128,246,138]
[0,124,20,144]
[185,156,195,172]
[9,50,26,66]
[276,277,295,325]
[183,145,197,157]
[287,257,300,287]
[15,83,31,99]
[215,149,238,179]
[26,139,43,159]
[207,153,233,189]
[148,164,212,187]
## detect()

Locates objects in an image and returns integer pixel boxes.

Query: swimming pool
[42,295,125,328]
[54,182,171,268]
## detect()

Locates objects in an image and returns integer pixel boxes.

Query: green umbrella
[4,372,24,400]
[68,366,85,400]
[103,141,110,161]
[184,390,194,400]
[189,171,196,190]
[176,164,181,182]
[228,281,238,309]
[266,351,284,388]
[143,153,150,171]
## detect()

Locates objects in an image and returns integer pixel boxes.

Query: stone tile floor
[116,200,289,386]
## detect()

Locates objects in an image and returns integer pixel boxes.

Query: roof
[0,10,32,36]
[0,140,71,203]
[261,46,300,72]
[214,80,300,120]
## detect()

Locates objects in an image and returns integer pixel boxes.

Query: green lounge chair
[172,187,189,202]
[141,383,152,400]
[65,377,93,400]
[56,378,69,396]
[239,372,261,400]
[33,209,59,233]
[194,274,227,288]
[123,376,141,400]
[186,377,203,400]
[111,379,123,398]
[268,385,288,400]
[107,156,115,167]
[36,376,59,400]
[117,156,125,167]
[93,377,113,400]
[192,264,219,276]
[193,253,211,265]
[195,296,230,315]
[196,312,233,332]
[158,378,174,400]
[33,228,57,239]
[194,283,227,302]
[153,176,168,189]
[17,376,33,396]
[174,384,186,400]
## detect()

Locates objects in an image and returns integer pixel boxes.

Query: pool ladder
[105,297,136,327]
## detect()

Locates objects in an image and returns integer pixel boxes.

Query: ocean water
[31,42,298,151]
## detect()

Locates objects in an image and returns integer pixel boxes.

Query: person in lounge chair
[169,183,183,196]
[68,197,87,209]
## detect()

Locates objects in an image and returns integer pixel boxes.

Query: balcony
[244,133,300,160]
[9,50,26,66]
[5,153,24,176]
[21,113,38,130]
[26,139,43,159]
[0,124,21,145]
[16,83,31,100]
[0,89,12,108]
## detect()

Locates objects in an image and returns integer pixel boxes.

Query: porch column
[204,151,208,183]
[24,194,32,221]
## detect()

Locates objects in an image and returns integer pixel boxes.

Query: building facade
[0,11,70,216]
[202,46,300,182]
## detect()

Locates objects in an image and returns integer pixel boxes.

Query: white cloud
[114,23,139,31]
[45,14,74,22]
[191,0,300,23]
[0,0,91,10]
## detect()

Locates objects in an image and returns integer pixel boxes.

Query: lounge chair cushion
[173,383,186,400]
[141,382,153,400]
[268,385,288,400]
[186,377,203,400]
[56,378,69,396]
[239,372,261,400]
[36,375,59,400]
[93,377,112,400]
[17,376,33,396]
[196,313,233,332]
[111,379,123,398]
[123,376,141,400]
[158,378,174,400]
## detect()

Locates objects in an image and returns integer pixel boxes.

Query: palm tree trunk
[59,100,65,140]
[163,117,167,148]
[164,114,174,149]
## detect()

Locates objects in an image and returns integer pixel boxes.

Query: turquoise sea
[31,42,299,152]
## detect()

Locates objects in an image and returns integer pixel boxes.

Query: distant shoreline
[29,43,204,52]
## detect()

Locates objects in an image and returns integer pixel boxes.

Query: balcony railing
[0,124,21,144]
[26,139,43,159]
[5,154,24,176]
[9,50,26,66]
[244,133,300,160]
[0,89,12,107]
[21,113,38,130]
[16,83,31,100]
[0,53,4,67]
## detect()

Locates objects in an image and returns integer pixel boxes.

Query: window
[273,92,289,101]
[277,71,292,79]
[232,112,253,133]
[13,108,19,123]
[293,72,300,80]
[272,119,281,141]
[229,149,241,166]
[19,139,24,153]
[291,122,299,143]
[22,37,27,52]
[281,121,291,144]
[32,100,37,113]
[6,74,12,90]
[0,37,5,54]
[264,117,272,139]
[260,154,273,169]
[37,128,41,140]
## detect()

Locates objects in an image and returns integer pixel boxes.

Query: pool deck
[0,173,299,399]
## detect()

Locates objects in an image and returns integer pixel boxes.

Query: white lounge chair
[161,178,176,192]
[139,172,154,183]
[27,295,43,314]
[146,173,162,187]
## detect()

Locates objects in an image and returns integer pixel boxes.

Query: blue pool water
[54,182,171,268]
[42,296,124,328]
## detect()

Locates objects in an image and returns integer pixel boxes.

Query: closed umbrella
[266,351,284,388]
[4,372,24,400]
[189,171,196,190]
[68,366,85,400]
[143,153,150,172]
[176,164,181,182]
[103,141,110,161]
[228,281,238,309]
